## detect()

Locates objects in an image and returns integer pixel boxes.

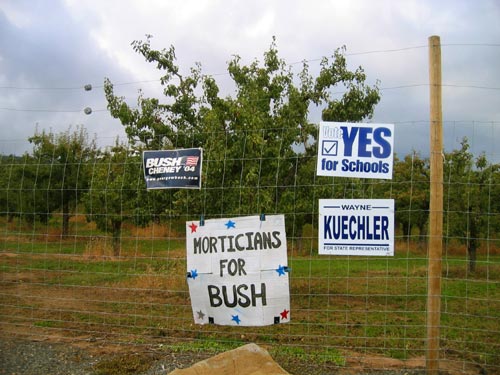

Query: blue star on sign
[190,269,198,279]
[231,315,241,325]
[225,220,236,229]
[276,265,286,276]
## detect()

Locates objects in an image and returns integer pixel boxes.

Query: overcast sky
[1,0,499,160]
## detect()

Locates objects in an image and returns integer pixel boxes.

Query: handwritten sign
[319,199,395,256]
[317,122,394,179]
[186,215,290,326]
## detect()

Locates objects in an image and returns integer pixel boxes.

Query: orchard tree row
[0,38,498,271]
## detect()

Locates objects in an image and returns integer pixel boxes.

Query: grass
[93,353,152,375]
[1,216,499,372]
[160,338,246,354]
[158,339,346,367]
[272,345,345,366]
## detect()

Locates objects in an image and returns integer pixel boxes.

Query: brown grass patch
[39,226,64,242]
[115,262,187,295]
[127,223,176,239]
[69,214,88,224]
[83,237,115,259]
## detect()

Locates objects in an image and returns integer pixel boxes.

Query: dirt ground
[0,251,494,375]
[0,332,489,375]
[0,334,206,375]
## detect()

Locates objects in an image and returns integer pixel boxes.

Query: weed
[1,219,499,369]
[271,345,345,366]
[33,320,57,328]
[83,237,114,259]
[93,353,151,375]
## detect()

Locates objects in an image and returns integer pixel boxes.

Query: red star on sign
[189,222,198,233]
[280,309,289,320]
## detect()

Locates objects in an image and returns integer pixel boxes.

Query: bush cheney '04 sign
[319,199,395,256]
[143,148,202,189]
[186,215,290,326]
[317,122,394,179]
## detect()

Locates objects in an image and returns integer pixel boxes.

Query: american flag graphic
[185,156,199,166]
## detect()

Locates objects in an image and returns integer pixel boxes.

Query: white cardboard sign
[317,122,394,179]
[186,215,290,326]
[319,199,395,256]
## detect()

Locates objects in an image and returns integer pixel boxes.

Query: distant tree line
[0,38,498,272]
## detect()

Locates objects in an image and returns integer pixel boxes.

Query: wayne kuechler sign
[143,148,202,189]
[317,122,394,179]
[186,215,290,326]
[319,199,395,256]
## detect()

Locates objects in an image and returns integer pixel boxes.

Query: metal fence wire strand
[0,119,498,374]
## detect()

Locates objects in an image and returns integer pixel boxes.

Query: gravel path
[0,338,94,375]
[1,336,476,375]
[0,337,206,375]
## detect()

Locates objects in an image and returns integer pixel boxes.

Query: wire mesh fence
[0,120,498,374]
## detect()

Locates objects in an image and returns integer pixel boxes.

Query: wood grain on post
[427,35,444,375]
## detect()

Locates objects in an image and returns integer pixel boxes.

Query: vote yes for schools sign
[143,148,202,189]
[319,199,395,256]
[186,215,290,326]
[317,122,394,179]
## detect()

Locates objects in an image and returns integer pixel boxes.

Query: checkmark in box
[322,140,338,156]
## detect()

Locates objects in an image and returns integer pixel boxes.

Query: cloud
[0,0,132,153]
[0,0,499,160]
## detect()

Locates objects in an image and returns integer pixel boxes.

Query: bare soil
[0,251,492,375]
[0,332,489,375]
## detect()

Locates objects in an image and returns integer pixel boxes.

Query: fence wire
[0,120,499,374]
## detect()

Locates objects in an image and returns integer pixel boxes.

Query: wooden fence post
[427,35,444,375]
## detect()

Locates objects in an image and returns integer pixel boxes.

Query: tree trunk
[468,211,478,274]
[111,219,122,257]
[62,201,70,237]
[418,222,427,243]
[402,222,411,240]
[468,242,477,273]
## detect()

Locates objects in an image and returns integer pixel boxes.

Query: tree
[104,36,380,232]
[390,152,430,241]
[0,155,23,222]
[466,153,500,272]
[444,138,500,272]
[83,142,148,255]
[0,153,57,225]
[28,126,97,236]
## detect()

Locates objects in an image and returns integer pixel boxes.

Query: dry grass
[118,263,185,292]
[83,237,115,259]
[128,222,176,239]
[1,216,498,373]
